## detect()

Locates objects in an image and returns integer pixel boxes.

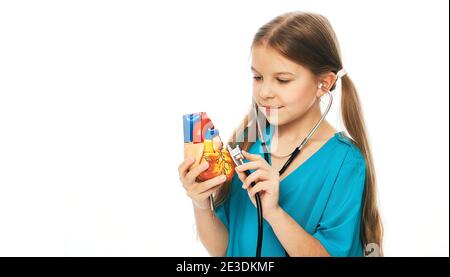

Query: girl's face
[251,45,321,126]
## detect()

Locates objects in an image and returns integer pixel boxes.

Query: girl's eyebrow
[250,66,294,76]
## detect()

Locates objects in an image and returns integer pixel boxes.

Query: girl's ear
[316,72,337,97]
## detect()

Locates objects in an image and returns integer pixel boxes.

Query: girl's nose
[258,82,276,99]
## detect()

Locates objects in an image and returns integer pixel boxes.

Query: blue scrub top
[215,131,366,257]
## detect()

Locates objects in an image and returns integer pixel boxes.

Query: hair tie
[336,68,347,79]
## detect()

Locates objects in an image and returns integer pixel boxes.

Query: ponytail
[341,75,384,255]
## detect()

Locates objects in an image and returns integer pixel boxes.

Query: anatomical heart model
[183,112,234,183]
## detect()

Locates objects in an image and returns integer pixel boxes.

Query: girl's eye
[277,78,291,84]
[252,76,291,84]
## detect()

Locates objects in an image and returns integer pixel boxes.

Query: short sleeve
[214,195,230,230]
[214,167,241,230]
[313,149,366,257]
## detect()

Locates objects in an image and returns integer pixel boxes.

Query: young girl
[178,11,383,257]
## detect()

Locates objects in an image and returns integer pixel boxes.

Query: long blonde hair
[215,11,383,254]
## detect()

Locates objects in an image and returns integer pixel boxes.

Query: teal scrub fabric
[215,131,366,257]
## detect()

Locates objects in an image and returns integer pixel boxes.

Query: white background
[0,0,448,257]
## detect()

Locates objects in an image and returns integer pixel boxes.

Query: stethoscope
[229,68,347,257]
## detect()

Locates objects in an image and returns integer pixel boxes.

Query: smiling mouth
[260,106,284,115]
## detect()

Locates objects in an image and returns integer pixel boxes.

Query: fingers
[178,157,195,182]
[248,181,272,198]
[199,174,227,192]
[242,169,269,189]
[247,189,256,207]
[236,160,266,173]
[187,174,226,197]
[235,169,247,184]
[242,150,264,161]
[197,184,222,200]
[185,161,210,184]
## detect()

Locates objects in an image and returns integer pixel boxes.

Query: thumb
[242,150,264,161]
[235,167,247,184]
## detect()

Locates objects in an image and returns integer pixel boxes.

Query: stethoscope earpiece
[318,83,330,94]
[318,68,347,91]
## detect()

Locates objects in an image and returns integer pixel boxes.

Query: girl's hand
[234,150,280,219]
[178,157,227,210]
